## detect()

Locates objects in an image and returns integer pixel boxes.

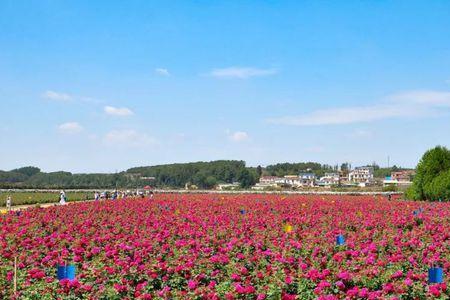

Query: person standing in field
[94,191,99,201]
[6,196,12,211]
[59,191,67,205]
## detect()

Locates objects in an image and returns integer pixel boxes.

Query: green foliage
[1,191,88,206]
[128,160,247,189]
[407,146,450,201]
[0,161,249,189]
[424,169,450,200]
[265,162,334,177]
[382,185,398,192]
[237,168,257,188]
[12,166,41,177]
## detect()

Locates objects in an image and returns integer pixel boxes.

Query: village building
[348,167,374,186]
[298,172,316,187]
[383,170,415,187]
[317,172,340,187]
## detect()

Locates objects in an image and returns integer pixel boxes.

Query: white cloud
[209,67,277,79]
[155,68,170,76]
[228,131,249,142]
[388,90,450,106]
[103,129,158,147]
[58,122,83,134]
[268,90,450,126]
[42,90,72,102]
[104,106,134,116]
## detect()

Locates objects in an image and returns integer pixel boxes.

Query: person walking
[59,191,67,205]
[6,195,12,211]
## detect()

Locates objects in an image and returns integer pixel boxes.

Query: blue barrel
[336,235,345,246]
[57,265,76,280]
[428,267,444,284]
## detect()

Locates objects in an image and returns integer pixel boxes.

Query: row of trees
[127,160,257,189]
[0,161,337,190]
[1,148,448,200]
[0,161,258,189]
[264,162,336,177]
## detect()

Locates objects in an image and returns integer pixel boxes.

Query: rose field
[0,194,449,299]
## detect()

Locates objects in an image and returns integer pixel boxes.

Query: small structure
[284,175,302,187]
[298,172,316,187]
[383,170,415,187]
[217,182,240,190]
[348,167,374,184]
[318,173,340,187]
[253,176,284,190]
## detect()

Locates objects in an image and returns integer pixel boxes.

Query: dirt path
[5,200,95,211]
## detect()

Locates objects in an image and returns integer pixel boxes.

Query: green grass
[0,191,91,206]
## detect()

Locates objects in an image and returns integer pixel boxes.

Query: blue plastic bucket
[57,265,76,280]
[336,235,345,246]
[428,267,444,284]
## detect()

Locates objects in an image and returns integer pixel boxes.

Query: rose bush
[0,194,448,299]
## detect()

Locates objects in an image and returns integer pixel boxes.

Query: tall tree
[407,146,450,200]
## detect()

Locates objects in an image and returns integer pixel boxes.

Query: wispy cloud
[209,67,277,79]
[103,129,158,147]
[104,106,134,116]
[227,130,249,142]
[155,68,170,76]
[268,90,450,126]
[42,90,72,102]
[58,122,83,134]
[42,91,103,104]
[388,90,450,106]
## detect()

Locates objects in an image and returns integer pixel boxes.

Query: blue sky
[1,1,450,173]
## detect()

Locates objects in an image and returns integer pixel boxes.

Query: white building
[253,176,283,190]
[348,167,374,183]
[298,172,316,187]
[283,175,302,186]
[217,182,240,190]
[318,173,340,186]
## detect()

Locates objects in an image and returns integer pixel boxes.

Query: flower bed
[0,194,448,299]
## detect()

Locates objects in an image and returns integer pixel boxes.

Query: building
[318,173,340,187]
[259,176,283,185]
[298,172,316,187]
[283,175,302,186]
[348,167,374,184]
[217,183,240,190]
[253,176,283,190]
[391,170,415,182]
[383,170,415,187]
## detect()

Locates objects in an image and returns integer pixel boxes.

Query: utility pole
[387,156,390,169]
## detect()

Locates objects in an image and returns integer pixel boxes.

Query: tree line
[2,148,447,201]
[0,161,338,190]
[0,161,258,189]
